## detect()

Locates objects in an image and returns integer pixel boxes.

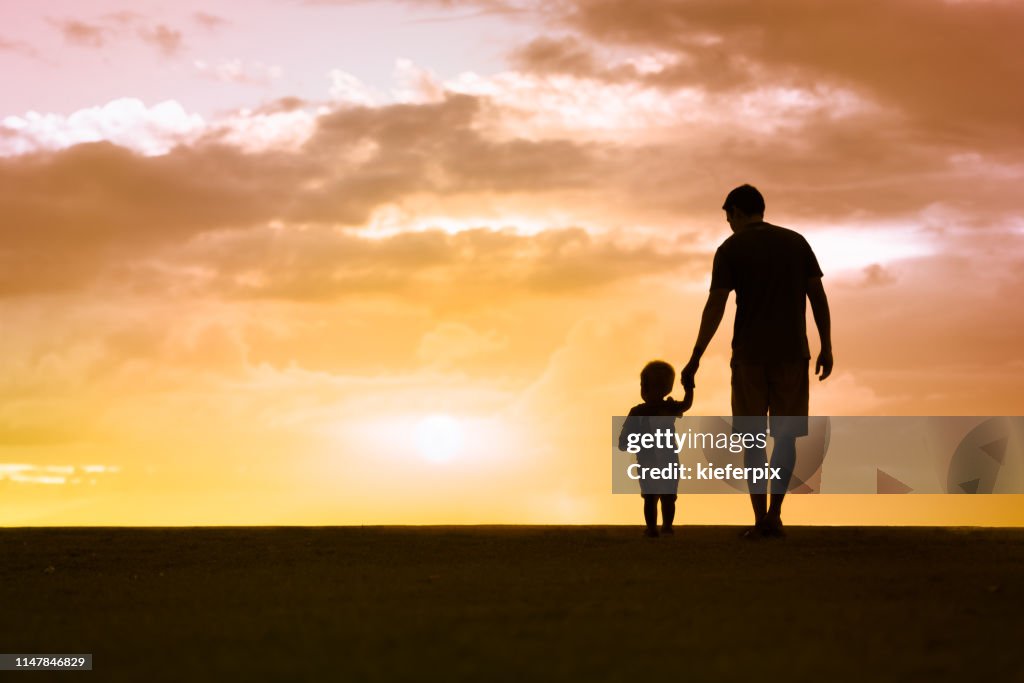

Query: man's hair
[722,184,765,216]
[640,360,675,397]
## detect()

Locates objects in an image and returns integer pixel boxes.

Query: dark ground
[0,526,1021,682]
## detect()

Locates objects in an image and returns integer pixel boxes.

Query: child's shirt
[617,398,690,455]
[618,398,690,495]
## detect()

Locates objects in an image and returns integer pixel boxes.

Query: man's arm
[681,288,729,389]
[807,276,833,381]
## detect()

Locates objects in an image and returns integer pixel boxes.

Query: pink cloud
[139,24,183,57]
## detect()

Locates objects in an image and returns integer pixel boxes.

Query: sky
[1,0,1023,525]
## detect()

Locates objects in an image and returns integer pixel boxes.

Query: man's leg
[732,361,770,528]
[765,361,810,532]
[768,436,797,520]
[743,434,768,524]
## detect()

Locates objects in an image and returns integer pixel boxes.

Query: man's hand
[808,277,832,382]
[815,348,833,381]
[681,358,700,390]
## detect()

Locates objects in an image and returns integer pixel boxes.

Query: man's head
[722,184,765,232]
[640,360,675,402]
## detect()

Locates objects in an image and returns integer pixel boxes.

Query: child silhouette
[618,360,694,537]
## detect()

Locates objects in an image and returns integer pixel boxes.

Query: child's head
[640,360,674,402]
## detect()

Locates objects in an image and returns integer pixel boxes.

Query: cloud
[138,24,183,56]
[509,34,750,91]
[328,69,380,106]
[253,97,308,115]
[50,13,189,58]
[511,35,603,77]
[278,93,603,227]
[1,67,1020,304]
[0,140,300,294]
[1,98,206,156]
[14,46,1009,234]
[0,93,615,296]
[521,0,1024,150]
[193,59,284,85]
[53,19,108,47]
[205,105,317,153]
[193,12,229,31]
[0,36,41,59]
[0,463,120,485]
[307,0,531,14]
[102,10,145,26]
[860,264,897,288]
[165,225,699,303]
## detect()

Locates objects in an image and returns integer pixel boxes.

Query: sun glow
[414,415,464,463]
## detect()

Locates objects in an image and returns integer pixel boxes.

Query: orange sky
[1,0,1023,525]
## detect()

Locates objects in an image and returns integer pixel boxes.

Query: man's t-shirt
[710,222,823,363]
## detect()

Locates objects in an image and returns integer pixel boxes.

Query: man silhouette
[681,185,833,537]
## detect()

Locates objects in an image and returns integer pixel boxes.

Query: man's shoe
[644,527,660,538]
[764,514,786,538]
[660,525,675,535]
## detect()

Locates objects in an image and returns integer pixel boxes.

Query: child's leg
[660,494,677,528]
[642,494,658,529]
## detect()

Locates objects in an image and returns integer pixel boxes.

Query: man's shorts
[731,359,810,439]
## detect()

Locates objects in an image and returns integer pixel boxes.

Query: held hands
[679,385,694,413]
[815,348,833,381]
[680,358,699,390]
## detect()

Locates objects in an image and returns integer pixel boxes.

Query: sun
[414,415,464,463]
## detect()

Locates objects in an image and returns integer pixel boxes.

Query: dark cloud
[511,33,754,90]
[291,94,599,221]
[0,94,606,296]
[526,0,1024,149]
[355,0,1024,226]
[3,82,1018,297]
[418,0,1024,149]
[0,141,304,294]
[511,36,599,76]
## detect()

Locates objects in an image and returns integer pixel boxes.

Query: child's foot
[660,525,674,535]
[644,527,659,538]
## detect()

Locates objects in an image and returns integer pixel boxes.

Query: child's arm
[617,405,642,451]
[679,386,694,414]
[667,387,694,417]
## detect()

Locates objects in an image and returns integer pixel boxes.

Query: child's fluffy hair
[640,360,675,397]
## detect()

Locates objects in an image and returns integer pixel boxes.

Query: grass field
[1,526,1022,682]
